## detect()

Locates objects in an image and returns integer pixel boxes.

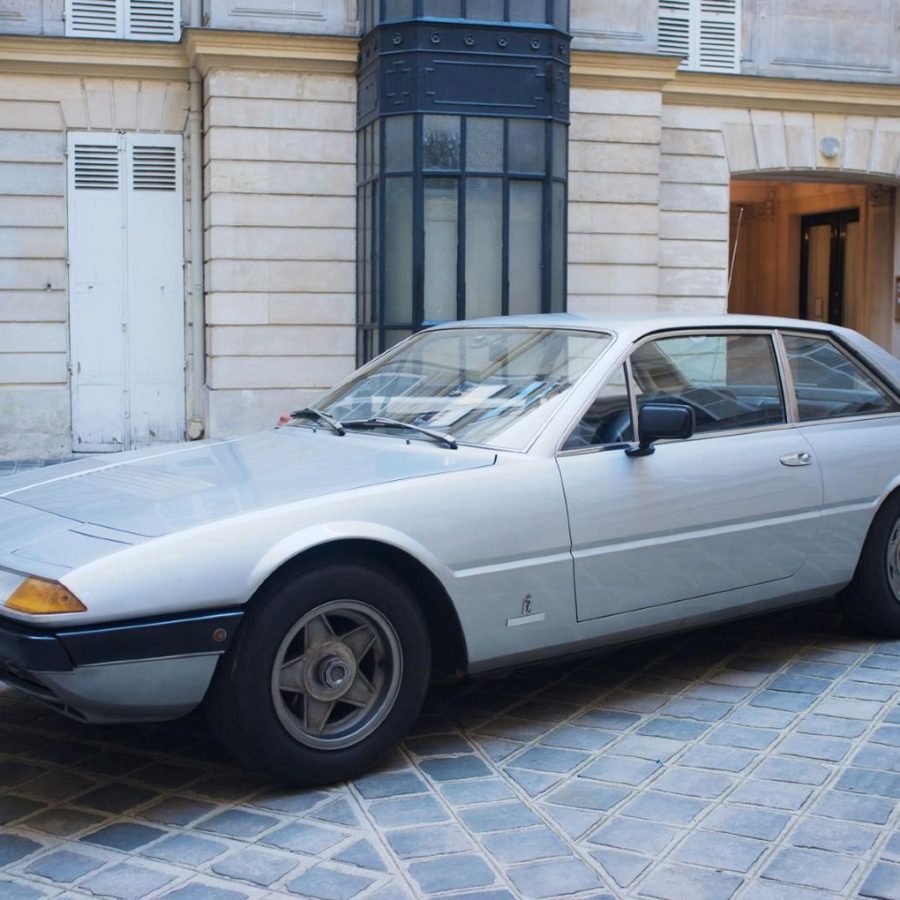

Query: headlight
[4,577,87,615]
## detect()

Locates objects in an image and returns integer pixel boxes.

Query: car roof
[429,312,838,342]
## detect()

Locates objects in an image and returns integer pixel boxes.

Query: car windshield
[307,327,613,450]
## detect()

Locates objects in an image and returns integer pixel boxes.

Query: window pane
[384,115,413,172]
[466,117,503,172]
[631,334,786,434]
[465,177,503,319]
[424,116,461,170]
[552,122,567,179]
[424,179,459,323]
[783,334,900,420]
[551,181,565,313]
[554,1,568,29]
[508,181,543,315]
[508,0,546,23]
[384,0,413,20]
[563,365,633,450]
[384,177,413,324]
[508,119,545,174]
[423,0,461,15]
[385,329,412,349]
[467,0,503,20]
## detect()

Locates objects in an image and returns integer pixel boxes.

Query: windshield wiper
[343,417,458,449]
[289,407,345,436]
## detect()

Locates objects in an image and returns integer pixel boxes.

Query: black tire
[206,561,431,787]
[839,492,900,637]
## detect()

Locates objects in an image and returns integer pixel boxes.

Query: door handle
[780,451,812,467]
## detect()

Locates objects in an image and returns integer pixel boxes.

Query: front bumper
[0,609,243,723]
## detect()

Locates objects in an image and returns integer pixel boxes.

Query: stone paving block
[161,882,250,899]
[408,854,496,894]
[816,697,885,720]
[475,717,553,742]
[143,833,229,865]
[617,790,708,825]
[137,796,217,826]
[250,788,329,814]
[506,858,601,899]
[0,880,45,900]
[508,746,588,773]
[482,826,569,865]
[458,800,541,833]
[728,705,796,729]
[779,733,852,762]
[541,804,603,838]
[612,734,684,762]
[871,724,900,746]
[683,682,751,703]
[312,798,361,827]
[197,809,280,839]
[580,754,661,786]
[0,834,43,866]
[355,770,428,799]
[638,717,708,740]
[753,756,831,785]
[20,772,99,803]
[387,824,473,860]
[546,779,630,811]
[0,761,45,787]
[854,744,900,774]
[331,838,388,872]
[836,767,900,799]
[23,806,105,837]
[79,861,176,899]
[661,698,733,721]
[833,679,896,701]
[540,725,616,751]
[212,847,299,886]
[679,744,757,773]
[506,768,561,797]
[762,846,858,892]
[860,861,900,900]
[795,714,868,738]
[701,805,791,841]
[636,863,743,899]
[652,767,734,798]
[707,724,779,750]
[82,821,167,851]
[589,847,651,888]
[24,848,103,882]
[728,779,813,811]
[789,816,878,854]
[573,709,641,730]
[419,755,492,781]
[788,660,847,679]
[75,782,157,813]
[404,734,474,757]
[129,763,205,790]
[263,821,346,854]
[439,778,516,806]
[588,816,682,855]
[672,830,769,873]
[769,674,832,694]
[811,789,895,824]
[367,794,450,828]
[750,690,817,713]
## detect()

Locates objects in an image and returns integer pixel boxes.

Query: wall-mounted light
[819,137,841,159]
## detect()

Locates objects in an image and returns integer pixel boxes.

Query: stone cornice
[572,49,900,117]
[0,34,188,79]
[571,50,680,92]
[184,29,358,77]
[0,30,359,80]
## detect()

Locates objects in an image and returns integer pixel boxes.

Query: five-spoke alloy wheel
[207,561,431,787]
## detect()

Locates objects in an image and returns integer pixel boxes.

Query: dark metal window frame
[361,0,569,30]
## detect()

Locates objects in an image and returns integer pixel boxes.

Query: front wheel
[206,562,431,786]
[840,492,900,637]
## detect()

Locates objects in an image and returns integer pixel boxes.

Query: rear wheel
[206,562,430,786]
[840,492,900,637]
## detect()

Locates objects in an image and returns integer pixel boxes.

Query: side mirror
[626,403,694,457]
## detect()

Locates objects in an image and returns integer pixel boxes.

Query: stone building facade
[0,0,898,458]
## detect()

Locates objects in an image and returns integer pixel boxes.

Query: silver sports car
[1,314,899,786]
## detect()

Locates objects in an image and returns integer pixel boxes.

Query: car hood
[0,429,497,546]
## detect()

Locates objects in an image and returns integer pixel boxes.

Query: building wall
[0,71,189,458]
[205,0,357,35]
[203,67,357,436]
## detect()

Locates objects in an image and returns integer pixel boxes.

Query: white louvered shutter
[659,0,691,62]
[126,0,180,41]
[68,133,128,450]
[125,135,186,446]
[698,0,739,73]
[66,0,123,38]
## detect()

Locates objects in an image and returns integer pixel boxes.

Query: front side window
[314,327,611,450]
[783,334,900,421]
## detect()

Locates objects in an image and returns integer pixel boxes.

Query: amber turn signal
[4,577,87,615]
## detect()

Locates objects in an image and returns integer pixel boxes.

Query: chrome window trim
[772,330,800,424]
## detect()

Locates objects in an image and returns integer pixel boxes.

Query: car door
[557,330,824,621]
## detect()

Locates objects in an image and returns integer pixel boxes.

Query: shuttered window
[66,0,180,40]
[659,0,740,73]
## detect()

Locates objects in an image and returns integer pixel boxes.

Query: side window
[783,334,900,421]
[631,333,786,434]
[562,365,633,450]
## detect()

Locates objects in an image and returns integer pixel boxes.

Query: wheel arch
[247,538,468,680]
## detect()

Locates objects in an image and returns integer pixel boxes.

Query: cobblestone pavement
[3,461,900,898]
[1,600,900,900]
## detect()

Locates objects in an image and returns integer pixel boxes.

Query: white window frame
[659,0,741,74]
[65,0,181,42]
